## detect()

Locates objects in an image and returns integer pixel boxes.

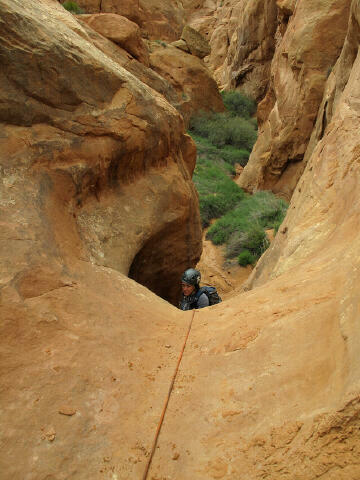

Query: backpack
[195,286,222,307]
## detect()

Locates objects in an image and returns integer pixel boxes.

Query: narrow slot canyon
[1,1,360,479]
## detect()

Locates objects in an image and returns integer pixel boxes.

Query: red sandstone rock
[238,0,351,199]
[149,42,225,125]
[76,0,186,41]
[2,1,360,479]
[80,13,149,65]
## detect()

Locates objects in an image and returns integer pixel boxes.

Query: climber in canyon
[179,268,222,310]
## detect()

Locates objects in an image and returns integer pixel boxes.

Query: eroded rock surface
[75,0,186,40]
[0,0,202,302]
[80,13,150,65]
[181,24,211,59]
[238,0,351,199]
[1,1,360,479]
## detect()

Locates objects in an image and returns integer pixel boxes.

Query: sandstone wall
[74,0,186,41]
[238,0,351,199]
[146,2,360,477]
[0,0,202,304]
[2,1,360,479]
[184,0,277,101]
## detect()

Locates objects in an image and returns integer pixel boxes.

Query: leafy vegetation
[190,90,288,267]
[189,90,257,167]
[238,250,256,267]
[221,90,257,118]
[206,191,288,263]
[62,1,84,14]
[193,155,245,228]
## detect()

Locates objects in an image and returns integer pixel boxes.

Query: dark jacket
[179,290,210,311]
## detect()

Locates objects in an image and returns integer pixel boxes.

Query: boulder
[149,42,224,125]
[0,0,202,303]
[181,24,211,58]
[171,38,190,53]
[80,13,149,65]
[76,0,186,41]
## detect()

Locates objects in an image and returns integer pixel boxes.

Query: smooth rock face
[2,1,360,479]
[80,13,150,65]
[238,0,351,199]
[147,4,360,478]
[0,0,202,304]
[149,42,225,125]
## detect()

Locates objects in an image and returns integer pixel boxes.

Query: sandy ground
[196,227,275,301]
[196,229,253,301]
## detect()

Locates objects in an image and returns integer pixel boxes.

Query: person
[179,268,210,310]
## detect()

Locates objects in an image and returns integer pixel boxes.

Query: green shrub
[225,226,269,259]
[238,250,256,266]
[221,90,257,118]
[62,1,84,13]
[220,146,250,166]
[190,114,257,152]
[225,117,257,151]
[155,40,167,47]
[189,91,258,171]
[207,191,288,259]
[193,157,245,227]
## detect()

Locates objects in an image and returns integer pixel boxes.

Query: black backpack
[195,286,222,307]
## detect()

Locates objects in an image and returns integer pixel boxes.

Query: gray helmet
[181,268,201,286]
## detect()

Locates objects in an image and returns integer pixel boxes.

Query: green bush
[226,226,269,259]
[206,191,288,259]
[62,1,84,13]
[221,146,250,166]
[238,250,256,267]
[190,113,257,152]
[221,91,257,118]
[189,91,258,170]
[193,157,245,227]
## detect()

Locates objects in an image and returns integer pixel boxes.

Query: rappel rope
[141,309,196,480]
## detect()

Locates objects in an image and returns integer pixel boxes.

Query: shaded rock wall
[184,0,278,101]
[0,0,202,305]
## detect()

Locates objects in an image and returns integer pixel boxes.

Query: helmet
[181,268,201,286]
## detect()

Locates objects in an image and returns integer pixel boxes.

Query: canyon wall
[148,2,360,477]
[0,0,203,303]
[1,0,360,479]
[238,0,351,198]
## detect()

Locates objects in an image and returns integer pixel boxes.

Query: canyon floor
[196,228,253,301]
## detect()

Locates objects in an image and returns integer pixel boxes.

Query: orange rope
[141,309,196,480]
